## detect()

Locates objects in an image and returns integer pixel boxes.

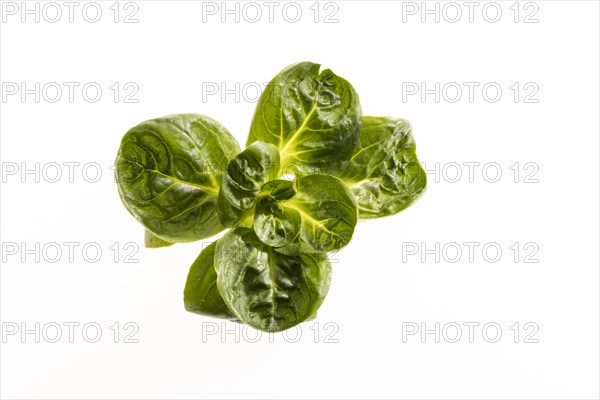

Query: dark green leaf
[339,117,427,218]
[215,228,331,332]
[184,242,235,320]
[115,114,240,242]
[254,197,301,248]
[258,179,296,201]
[217,141,280,227]
[253,180,300,247]
[144,229,174,248]
[247,62,361,176]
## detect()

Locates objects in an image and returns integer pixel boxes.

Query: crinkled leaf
[339,116,426,218]
[184,242,235,320]
[253,180,300,247]
[247,62,361,176]
[215,228,331,332]
[217,141,280,227]
[254,175,357,252]
[254,198,301,248]
[115,114,240,242]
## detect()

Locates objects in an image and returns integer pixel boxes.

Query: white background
[1,1,599,399]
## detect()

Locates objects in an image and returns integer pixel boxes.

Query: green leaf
[247,61,362,176]
[115,114,240,243]
[254,197,302,248]
[339,117,427,219]
[254,175,358,252]
[184,242,235,320]
[290,174,357,252]
[217,141,280,228]
[253,180,301,247]
[215,228,331,332]
[144,229,174,248]
[257,178,297,201]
